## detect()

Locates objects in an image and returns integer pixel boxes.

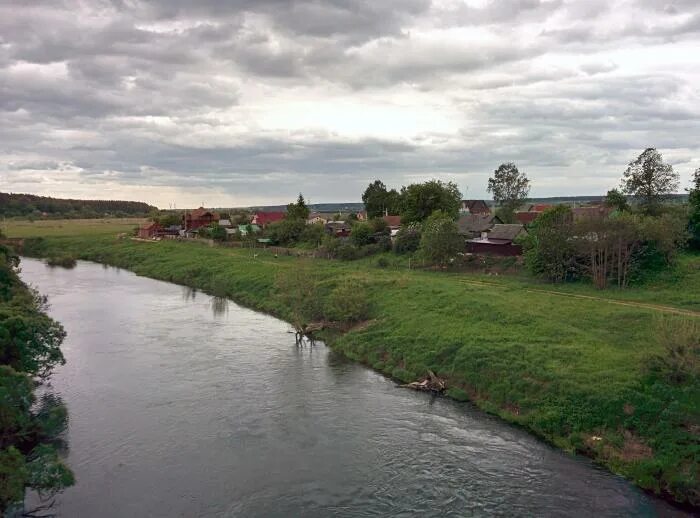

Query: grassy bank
[3,218,144,238]
[20,232,700,508]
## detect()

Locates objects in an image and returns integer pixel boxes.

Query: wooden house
[466,224,527,256]
[182,207,220,231]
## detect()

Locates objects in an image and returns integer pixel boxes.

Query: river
[19,258,687,517]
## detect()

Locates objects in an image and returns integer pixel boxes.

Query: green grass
[13,222,700,508]
[2,218,145,238]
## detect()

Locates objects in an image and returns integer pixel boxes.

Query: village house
[382,215,402,230]
[466,224,527,256]
[460,200,491,215]
[307,212,331,225]
[251,211,286,228]
[137,221,161,239]
[572,206,613,222]
[182,207,220,231]
[325,221,352,237]
[457,213,502,238]
[218,219,232,228]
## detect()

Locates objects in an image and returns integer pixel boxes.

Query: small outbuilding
[466,224,527,256]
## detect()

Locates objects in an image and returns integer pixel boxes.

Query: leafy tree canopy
[487,162,530,222]
[400,180,461,224]
[362,180,401,219]
[604,189,630,212]
[419,210,463,266]
[286,193,310,221]
[621,148,679,215]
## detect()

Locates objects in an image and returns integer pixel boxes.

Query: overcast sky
[1,0,699,208]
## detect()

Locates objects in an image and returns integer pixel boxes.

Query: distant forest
[0,192,157,218]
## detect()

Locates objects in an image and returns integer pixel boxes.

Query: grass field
[10,220,700,507]
[2,218,144,238]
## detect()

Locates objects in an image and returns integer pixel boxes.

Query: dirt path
[456,278,700,317]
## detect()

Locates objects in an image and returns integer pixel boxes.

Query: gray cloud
[0,0,698,206]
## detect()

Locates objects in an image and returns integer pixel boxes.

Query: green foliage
[0,192,155,219]
[274,261,322,330]
[325,281,370,323]
[0,255,72,512]
[351,223,373,247]
[0,447,28,511]
[621,148,680,215]
[393,225,421,254]
[688,168,700,250]
[488,163,530,218]
[208,223,227,242]
[522,205,577,283]
[299,223,325,247]
[400,180,462,224]
[362,180,401,219]
[604,189,630,212]
[267,218,306,246]
[155,212,181,227]
[419,210,463,266]
[286,193,310,221]
[650,317,699,384]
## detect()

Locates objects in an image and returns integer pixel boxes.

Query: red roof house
[183,208,220,231]
[460,200,491,215]
[252,211,286,228]
[515,211,542,225]
[138,221,161,239]
[382,215,402,229]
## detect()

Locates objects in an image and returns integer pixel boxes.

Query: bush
[325,281,369,323]
[418,210,463,266]
[376,257,390,268]
[393,225,421,254]
[351,222,373,247]
[336,244,359,261]
[651,317,699,384]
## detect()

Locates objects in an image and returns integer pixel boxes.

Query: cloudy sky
[1,0,699,208]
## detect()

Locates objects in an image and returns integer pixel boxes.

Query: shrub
[651,317,699,384]
[393,225,421,254]
[336,244,359,261]
[325,281,369,323]
[418,210,462,266]
[376,256,389,268]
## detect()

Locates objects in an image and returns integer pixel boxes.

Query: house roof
[461,200,490,213]
[487,224,527,241]
[382,215,402,227]
[141,221,159,230]
[253,211,286,225]
[457,214,498,234]
[515,211,541,224]
[529,204,553,212]
[572,206,612,220]
[218,219,232,227]
[238,224,261,232]
[188,207,220,219]
[325,221,351,230]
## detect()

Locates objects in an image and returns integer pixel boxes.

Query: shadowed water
[19,258,688,517]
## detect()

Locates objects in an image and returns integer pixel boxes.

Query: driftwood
[294,322,325,346]
[402,370,446,393]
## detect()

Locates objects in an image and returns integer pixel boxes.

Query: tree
[418,210,463,266]
[362,180,401,218]
[400,180,461,224]
[286,193,310,221]
[487,162,530,223]
[267,218,306,246]
[350,222,373,247]
[393,224,421,254]
[522,206,577,283]
[604,189,629,212]
[621,148,679,215]
[688,168,700,249]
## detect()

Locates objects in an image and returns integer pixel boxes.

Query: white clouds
[0,0,698,207]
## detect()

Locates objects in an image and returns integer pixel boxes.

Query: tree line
[0,239,73,512]
[524,149,700,288]
[0,192,157,219]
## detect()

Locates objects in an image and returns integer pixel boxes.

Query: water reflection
[181,285,196,302]
[210,296,229,317]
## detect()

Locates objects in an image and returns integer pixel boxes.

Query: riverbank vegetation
[19,232,700,508]
[0,240,73,513]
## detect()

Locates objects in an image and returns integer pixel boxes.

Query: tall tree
[286,193,310,221]
[362,180,400,218]
[687,168,700,249]
[399,180,461,224]
[487,163,530,223]
[418,210,463,267]
[621,148,679,215]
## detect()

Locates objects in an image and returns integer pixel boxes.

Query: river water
[19,258,687,517]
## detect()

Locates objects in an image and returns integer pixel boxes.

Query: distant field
[2,218,144,238]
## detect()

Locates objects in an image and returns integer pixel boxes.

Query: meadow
[10,219,700,508]
[2,218,144,238]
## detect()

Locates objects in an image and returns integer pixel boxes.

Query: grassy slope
[20,231,700,507]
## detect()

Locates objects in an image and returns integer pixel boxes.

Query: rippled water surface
[19,259,687,517]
